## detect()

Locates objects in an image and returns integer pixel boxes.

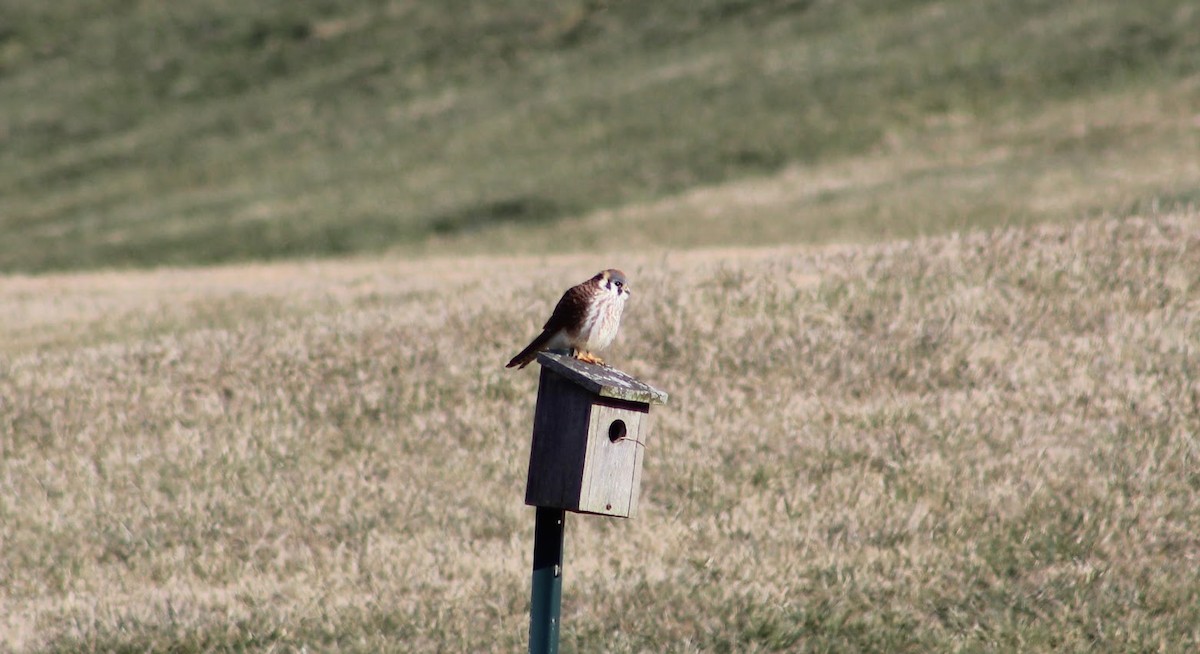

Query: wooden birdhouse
[524,352,669,518]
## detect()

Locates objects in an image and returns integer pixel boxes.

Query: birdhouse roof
[536,352,669,406]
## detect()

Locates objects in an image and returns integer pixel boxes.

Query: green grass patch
[2,0,1199,271]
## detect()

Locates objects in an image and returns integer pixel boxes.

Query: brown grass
[2,213,1199,651]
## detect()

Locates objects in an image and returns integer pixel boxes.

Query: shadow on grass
[427,195,568,236]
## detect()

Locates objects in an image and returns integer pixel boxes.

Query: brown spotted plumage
[506,269,631,369]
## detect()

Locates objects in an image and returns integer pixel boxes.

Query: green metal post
[529,507,565,654]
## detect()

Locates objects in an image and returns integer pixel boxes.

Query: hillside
[2,0,1199,271]
[3,213,1198,651]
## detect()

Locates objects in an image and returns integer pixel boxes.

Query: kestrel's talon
[576,352,604,366]
[505,269,631,370]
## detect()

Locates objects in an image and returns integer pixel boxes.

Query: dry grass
[3,213,1200,651]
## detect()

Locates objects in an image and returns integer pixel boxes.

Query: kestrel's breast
[574,292,624,352]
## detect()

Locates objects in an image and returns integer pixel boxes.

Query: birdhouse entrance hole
[608,419,627,442]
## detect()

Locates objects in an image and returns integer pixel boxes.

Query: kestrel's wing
[541,280,592,333]
[506,280,593,369]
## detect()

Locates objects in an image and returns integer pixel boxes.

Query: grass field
[3,212,1199,651]
[4,0,1200,651]
[3,0,1200,271]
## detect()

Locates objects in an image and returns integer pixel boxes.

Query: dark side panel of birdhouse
[525,365,593,510]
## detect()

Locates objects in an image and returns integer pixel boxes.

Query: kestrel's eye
[614,280,623,288]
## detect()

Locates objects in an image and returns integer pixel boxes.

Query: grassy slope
[2,0,1199,271]
[3,212,1199,651]
[3,1,1200,650]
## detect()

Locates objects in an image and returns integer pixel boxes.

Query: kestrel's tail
[506,330,553,369]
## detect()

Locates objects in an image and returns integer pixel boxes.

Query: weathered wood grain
[535,352,669,405]
[578,400,649,516]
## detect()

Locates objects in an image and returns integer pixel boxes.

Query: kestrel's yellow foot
[576,351,604,366]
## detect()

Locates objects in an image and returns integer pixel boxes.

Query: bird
[506,269,631,369]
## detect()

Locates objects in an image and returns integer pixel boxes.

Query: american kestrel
[506,269,631,369]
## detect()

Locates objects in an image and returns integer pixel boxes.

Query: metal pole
[529,506,565,654]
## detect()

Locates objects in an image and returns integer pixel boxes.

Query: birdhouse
[524,352,669,518]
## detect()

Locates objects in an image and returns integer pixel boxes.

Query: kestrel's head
[595,268,631,298]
